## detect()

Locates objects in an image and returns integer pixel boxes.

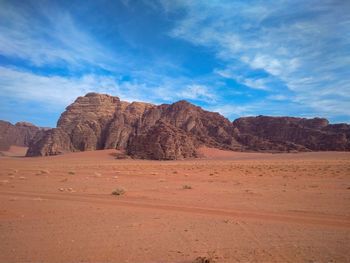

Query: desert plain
[0,146,349,263]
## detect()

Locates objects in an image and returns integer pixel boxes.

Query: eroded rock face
[25,93,350,159]
[56,92,122,151]
[26,93,157,157]
[139,101,242,151]
[127,121,199,160]
[0,120,42,151]
[26,93,244,159]
[26,128,73,156]
[233,116,350,151]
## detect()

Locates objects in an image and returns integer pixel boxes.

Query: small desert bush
[195,250,217,263]
[182,185,192,189]
[112,188,125,195]
[195,257,214,263]
[68,171,75,175]
[8,169,18,175]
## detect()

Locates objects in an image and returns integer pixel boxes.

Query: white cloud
[0,4,121,70]
[215,68,270,91]
[0,66,142,108]
[246,55,283,76]
[241,78,269,91]
[177,84,216,102]
[267,95,288,101]
[1,0,349,124]
[0,66,221,111]
[211,104,255,118]
[163,0,350,120]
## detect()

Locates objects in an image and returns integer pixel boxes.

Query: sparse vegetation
[8,169,18,176]
[182,184,192,189]
[195,250,217,263]
[112,188,125,195]
[68,171,75,175]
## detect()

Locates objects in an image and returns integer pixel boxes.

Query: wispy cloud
[177,84,216,102]
[0,66,176,111]
[0,1,221,111]
[267,95,288,101]
[0,2,128,72]
[216,68,270,91]
[0,66,122,107]
[0,0,349,125]
[162,0,350,120]
[0,66,219,111]
[211,104,256,118]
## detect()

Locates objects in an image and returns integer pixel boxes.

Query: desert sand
[0,146,349,262]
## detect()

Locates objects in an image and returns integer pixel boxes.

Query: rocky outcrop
[25,128,73,156]
[25,93,350,159]
[0,120,43,151]
[26,93,245,159]
[139,101,242,151]
[233,116,350,151]
[26,93,157,157]
[127,121,199,160]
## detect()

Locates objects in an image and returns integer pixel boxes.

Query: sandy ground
[0,146,349,263]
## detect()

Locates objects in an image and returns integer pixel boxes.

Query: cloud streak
[0,3,124,71]
[164,0,350,120]
[0,0,349,125]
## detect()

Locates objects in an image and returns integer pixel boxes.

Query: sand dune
[0,147,349,262]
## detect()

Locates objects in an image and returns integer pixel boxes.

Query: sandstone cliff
[0,120,43,151]
[25,93,350,159]
[26,93,242,158]
[233,116,350,151]
[127,121,199,160]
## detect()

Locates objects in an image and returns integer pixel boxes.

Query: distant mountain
[22,92,350,159]
[0,121,48,151]
[233,116,350,151]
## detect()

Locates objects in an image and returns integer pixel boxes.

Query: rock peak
[15,121,37,127]
[84,92,113,98]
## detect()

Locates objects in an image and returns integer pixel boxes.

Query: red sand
[0,147,349,262]
[0,145,28,157]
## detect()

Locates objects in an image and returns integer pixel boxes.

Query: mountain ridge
[1,92,349,159]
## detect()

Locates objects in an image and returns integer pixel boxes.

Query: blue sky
[0,0,349,127]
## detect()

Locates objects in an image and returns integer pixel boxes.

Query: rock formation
[0,120,43,151]
[24,92,350,159]
[233,116,350,151]
[26,93,242,158]
[127,121,199,160]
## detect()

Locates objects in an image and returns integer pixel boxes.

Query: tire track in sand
[1,190,349,230]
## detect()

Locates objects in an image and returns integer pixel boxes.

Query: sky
[0,0,349,127]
